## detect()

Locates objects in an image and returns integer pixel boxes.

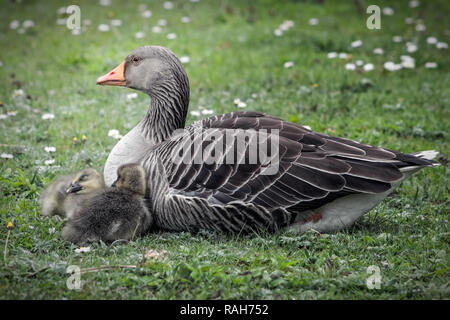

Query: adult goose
[96,46,439,234]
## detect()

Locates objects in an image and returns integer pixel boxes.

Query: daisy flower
[126,93,138,100]
[181,17,191,23]
[42,113,55,120]
[436,42,448,49]
[392,36,402,43]
[45,159,55,165]
[308,18,319,26]
[283,61,294,68]
[152,26,162,34]
[44,146,56,153]
[98,24,110,32]
[142,10,152,18]
[363,63,374,72]
[1,153,14,159]
[135,32,145,39]
[167,33,176,40]
[373,48,384,55]
[110,19,122,26]
[351,40,362,48]
[10,20,20,30]
[424,62,437,69]
[327,52,337,59]
[190,110,201,117]
[382,7,394,15]
[426,37,437,45]
[180,56,190,64]
[75,246,91,253]
[108,129,122,140]
[345,63,356,71]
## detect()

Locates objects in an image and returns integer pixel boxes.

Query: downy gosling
[39,168,104,219]
[61,163,153,245]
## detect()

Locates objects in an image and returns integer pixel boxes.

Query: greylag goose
[39,168,104,219]
[96,46,439,234]
[62,163,152,244]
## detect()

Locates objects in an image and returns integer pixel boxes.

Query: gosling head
[66,168,104,195]
[95,46,188,97]
[111,163,147,196]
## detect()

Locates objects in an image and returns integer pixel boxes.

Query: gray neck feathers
[140,54,190,143]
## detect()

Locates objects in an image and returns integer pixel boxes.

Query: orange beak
[96,61,126,86]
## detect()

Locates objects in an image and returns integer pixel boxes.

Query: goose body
[62,164,152,244]
[97,46,439,234]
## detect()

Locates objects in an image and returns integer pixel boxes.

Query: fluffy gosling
[61,164,153,245]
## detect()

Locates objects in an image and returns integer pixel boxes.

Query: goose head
[96,46,190,142]
[66,168,104,194]
[111,163,147,196]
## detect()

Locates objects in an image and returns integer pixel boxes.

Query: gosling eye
[79,174,88,182]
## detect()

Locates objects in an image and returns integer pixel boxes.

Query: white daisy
[108,129,122,139]
[426,37,437,45]
[201,109,214,115]
[392,36,402,43]
[283,61,294,68]
[274,29,283,36]
[10,20,20,30]
[338,53,348,59]
[167,33,176,40]
[1,153,13,159]
[405,17,414,24]
[14,89,25,97]
[180,56,190,64]
[110,19,122,26]
[406,42,418,53]
[42,113,55,120]
[373,48,384,55]
[152,26,162,34]
[363,63,374,72]
[436,42,448,49]
[23,20,34,28]
[308,18,319,26]
[135,31,145,39]
[99,0,111,6]
[57,7,67,15]
[351,40,362,48]
[181,16,191,23]
[75,246,91,253]
[400,56,415,69]
[126,93,138,100]
[98,24,110,32]
[45,159,55,165]
[44,146,56,153]
[424,62,437,69]
[345,63,356,71]
[415,24,426,32]
[355,60,364,66]
[142,10,152,18]
[384,61,402,72]
[409,0,420,8]
[163,1,174,9]
[382,7,394,15]
[158,19,167,26]
[327,52,337,59]
[0,114,8,120]
[190,110,201,117]
[237,101,247,108]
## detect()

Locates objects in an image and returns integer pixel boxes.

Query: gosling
[61,163,153,245]
[39,168,104,219]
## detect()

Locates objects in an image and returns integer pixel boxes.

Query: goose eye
[79,174,88,182]
[131,56,142,65]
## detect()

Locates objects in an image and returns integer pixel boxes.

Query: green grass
[0,0,449,299]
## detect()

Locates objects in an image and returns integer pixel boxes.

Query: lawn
[0,0,448,299]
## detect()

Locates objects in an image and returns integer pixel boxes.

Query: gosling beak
[96,61,126,86]
[66,182,83,194]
